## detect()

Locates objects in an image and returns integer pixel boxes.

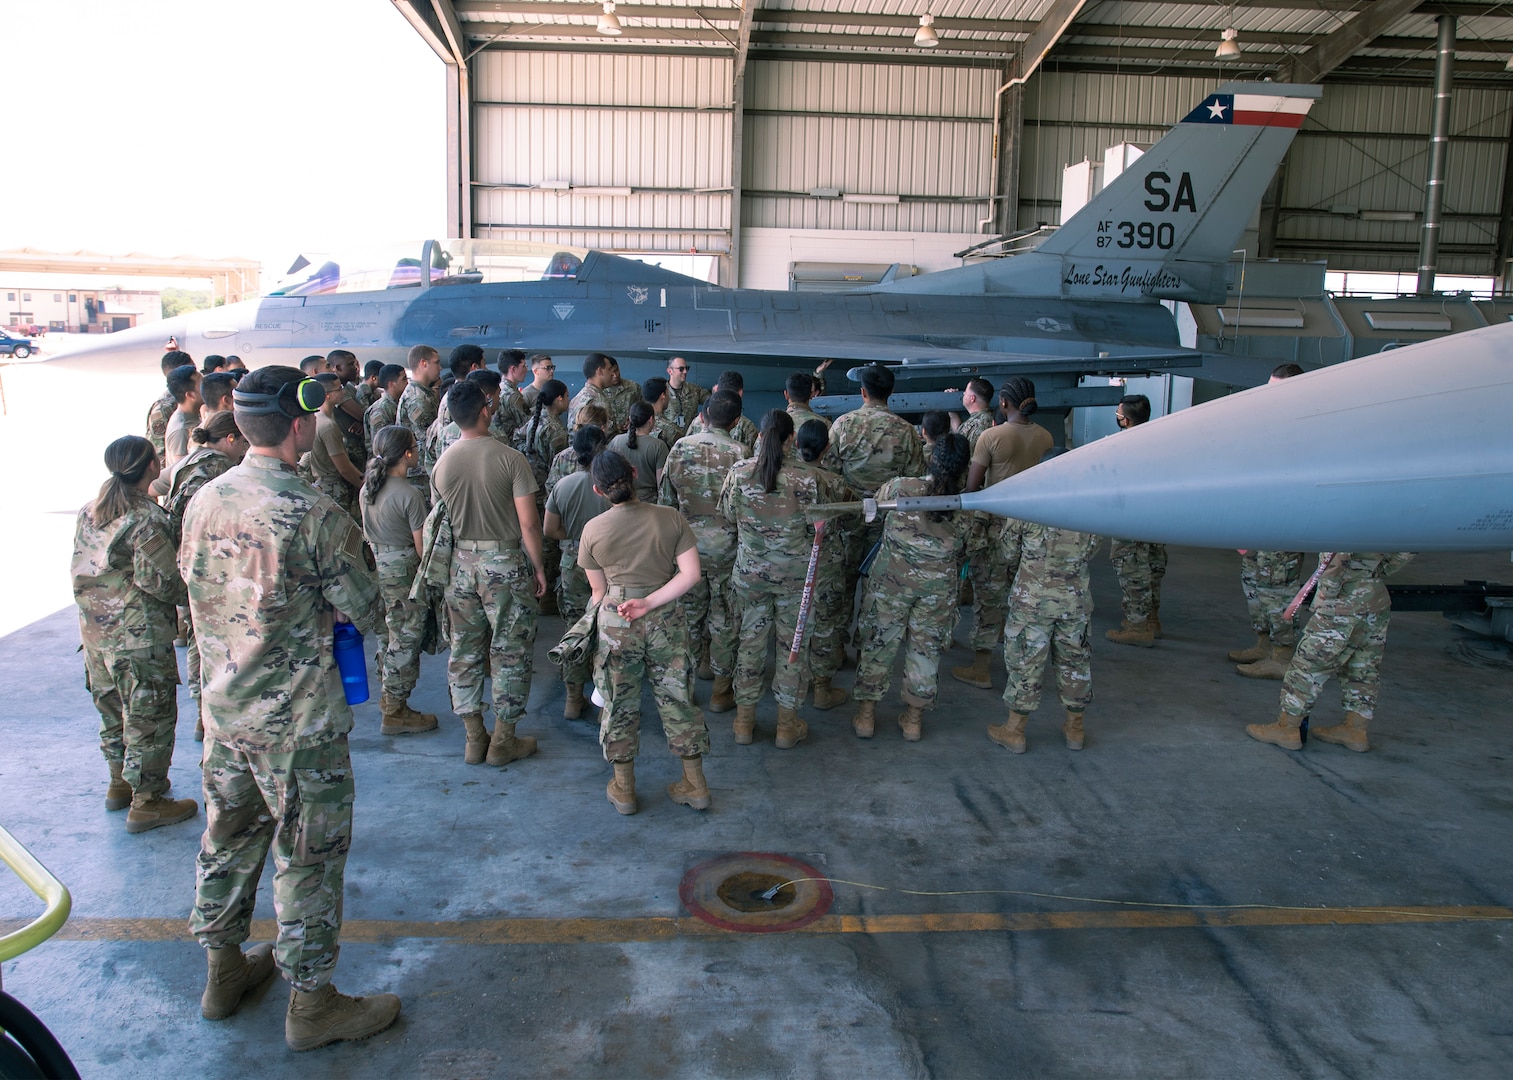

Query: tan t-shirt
[431,436,539,542]
[361,476,427,550]
[544,471,611,542]
[971,421,1054,487]
[309,412,350,481]
[607,431,670,504]
[579,501,697,591]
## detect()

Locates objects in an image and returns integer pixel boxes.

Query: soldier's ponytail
[93,435,157,527]
[530,379,568,458]
[591,449,637,505]
[365,425,415,505]
[756,409,794,493]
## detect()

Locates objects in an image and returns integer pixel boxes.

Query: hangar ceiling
[392,1,1513,286]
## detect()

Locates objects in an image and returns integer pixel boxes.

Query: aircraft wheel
[11,345,30,359]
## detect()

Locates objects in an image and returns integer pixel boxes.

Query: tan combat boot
[852,700,876,739]
[1063,710,1085,751]
[201,943,276,1020]
[696,643,714,681]
[460,713,490,765]
[811,677,849,711]
[1228,632,1271,664]
[987,711,1029,754]
[1236,643,1294,680]
[774,706,809,749]
[486,721,538,766]
[732,704,756,744]
[379,693,438,736]
[285,983,402,1052]
[606,760,637,815]
[1105,619,1156,647]
[564,683,586,720]
[1246,711,1303,751]
[1312,711,1370,752]
[1149,603,1163,639]
[105,760,131,812]
[898,703,925,742]
[667,755,711,810]
[194,718,205,741]
[950,649,994,689]
[708,676,736,713]
[125,793,198,834]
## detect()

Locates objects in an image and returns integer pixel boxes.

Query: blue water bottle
[332,622,370,705]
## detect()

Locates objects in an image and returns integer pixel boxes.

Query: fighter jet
[870,322,1513,553]
[53,82,1320,409]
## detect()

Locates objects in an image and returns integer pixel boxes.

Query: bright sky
[3,0,446,283]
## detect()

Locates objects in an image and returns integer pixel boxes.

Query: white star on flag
[1207,100,1229,120]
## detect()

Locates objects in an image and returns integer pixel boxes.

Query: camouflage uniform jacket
[1310,553,1416,616]
[652,414,683,449]
[568,384,613,430]
[718,459,831,582]
[805,461,858,569]
[351,381,379,411]
[787,402,829,433]
[686,413,757,455]
[664,380,710,432]
[603,379,643,431]
[661,429,745,565]
[1001,518,1102,621]
[365,393,399,456]
[72,496,187,654]
[163,446,235,545]
[397,380,439,476]
[544,445,578,499]
[179,454,379,753]
[957,410,994,450]
[145,391,175,458]
[495,380,530,440]
[823,403,926,497]
[515,411,570,483]
[871,476,969,585]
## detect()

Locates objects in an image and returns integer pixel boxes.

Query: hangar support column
[1417,14,1455,295]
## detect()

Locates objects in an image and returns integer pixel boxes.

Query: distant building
[4,286,161,334]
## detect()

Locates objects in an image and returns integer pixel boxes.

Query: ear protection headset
[232,377,326,417]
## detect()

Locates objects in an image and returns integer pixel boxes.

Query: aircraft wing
[645,338,1207,378]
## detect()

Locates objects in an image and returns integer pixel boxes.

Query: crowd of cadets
[81,347,1417,835]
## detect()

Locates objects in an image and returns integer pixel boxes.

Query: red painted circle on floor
[679,851,834,933]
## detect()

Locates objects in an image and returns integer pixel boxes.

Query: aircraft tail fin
[1029,82,1320,303]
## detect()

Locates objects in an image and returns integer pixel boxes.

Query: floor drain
[680,852,833,933]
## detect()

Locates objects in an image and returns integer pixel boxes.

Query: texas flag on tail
[1183,92,1312,128]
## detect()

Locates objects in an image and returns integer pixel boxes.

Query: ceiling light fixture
[914,13,939,49]
[597,1,622,36]
[1215,27,1241,59]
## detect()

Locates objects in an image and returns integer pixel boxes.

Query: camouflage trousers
[732,575,808,710]
[1280,608,1391,721]
[968,514,1013,650]
[313,474,358,524]
[1002,615,1093,713]
[1110,540,1167,623]
[1240,549,1304,646]
[853,571,958,707]
[446,545,539,721]
[190,737,353,993]
[375,546,426,698]
[556,543,594,688]
[594,589,708,761]
[183,605,200,697]
[807,560,850,684]
[679,557,738,678]
[85,645,180,798]
[841,518,887,649]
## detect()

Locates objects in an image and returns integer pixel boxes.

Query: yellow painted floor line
[3,905,1510,946]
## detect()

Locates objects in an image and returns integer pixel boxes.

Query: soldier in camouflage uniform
[495,348,532,440]
[146,350,194,458]
[660,392,748,709]
[851,435,972,741]
[351,359,382,412]
[1105,395,1169,647]
[792,420,857,711]
[822,363,927,654]
[181,366,400,1046]
[718,410,833,748]
[685,370,758,453]
[1230,549,1306,678]
[640,376,684,447]
[515,381,571,608]
[163,413,249,739]
[580,449,709,815]
[364,364,407,457]
[73,435,197,832]
[397,344,442,503]
[987,517,1102,754]
[327,350,369,471]
[306,374,364,520]
[601,358,642,431]
[784,372,830,434]
[663,356,709,433]
[955,378,996,449]
[568,353,617,430]
[548,404,611,496]
[520,354,556,408]
[1247,552,1416,753]
[543,426,611,718]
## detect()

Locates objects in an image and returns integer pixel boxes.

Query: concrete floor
[3,538,1512,1078]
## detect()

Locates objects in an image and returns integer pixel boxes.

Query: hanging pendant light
[598,1,623,36]
[1215,27,1241,59]
[914,13,939,49]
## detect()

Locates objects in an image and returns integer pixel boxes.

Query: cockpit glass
[266,240,590,297]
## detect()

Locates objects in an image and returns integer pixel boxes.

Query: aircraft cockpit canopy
[266,240,590,297]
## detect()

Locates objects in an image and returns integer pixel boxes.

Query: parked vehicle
[0,327,38,358]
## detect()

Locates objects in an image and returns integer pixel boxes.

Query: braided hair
[1000,377,1038,419]
[625,401,654,450]
[527,378,568,458]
